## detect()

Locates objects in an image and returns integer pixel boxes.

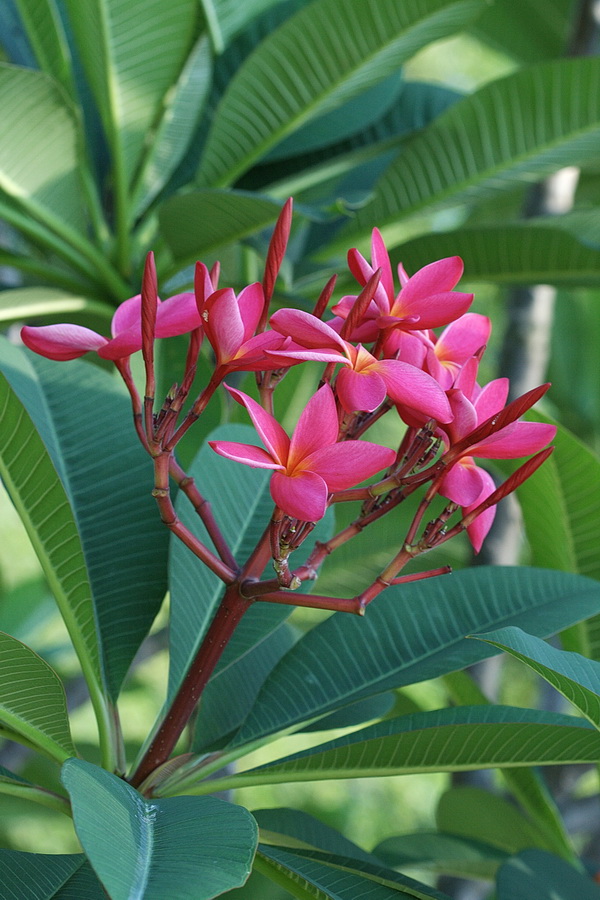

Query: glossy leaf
[374,831,508,880]
[197,0,487,186]
[255,808,378,864]
[61,758,258,900]
[391,224,600,287]
[130,35,212,221]
[475,626,600,728]
[200,0,283,52]
[0,63,87,235]
[0,851,105,900]
[159,190,283,267]
[0,631,75,762]
[496,849,600,900]
[345,57,600,248]
[204,706,600,792]
[231,568,600,745]
[63,0,199,190]
[256,843,452,899]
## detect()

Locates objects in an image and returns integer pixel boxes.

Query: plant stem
[128,587,251,788]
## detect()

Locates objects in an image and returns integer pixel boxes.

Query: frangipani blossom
[268,308,452,421]
[196,264,290,371]
[21,291,202,361]
[438,363,556,551]
[332,228,473,342]
[424,313,491,390]
[209,384,396,521]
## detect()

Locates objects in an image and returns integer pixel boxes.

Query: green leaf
[390,224,600,287]
[0,341,169,698]
[437,786,555,855]
[472,0,576,63]
[255,808,378,864]
[0,63,87,236]
[63,0,199,190]
[197,0,488,186]
[159,189,283,268]
[374,831,508,880]
[474,626,600,728]
[496,849,600,900]
[200,0,284,53]
[0,354,106,713]
[130,35,213,221]
[344,57,600,249]
[0,631,75,762]
[231,568,600,745]
[0,851,105,900]
[204,706,600,792]
[0,288,114,329]
[13,0,74,93]
[61,758,258,900]
[255,844,452,899]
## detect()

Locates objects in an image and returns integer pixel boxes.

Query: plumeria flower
[268,308,452,420]
[209,384,396,521]
[195,263,292,372]
[332,228,473,343]
[21,291,202,361]
[438,360,556,551]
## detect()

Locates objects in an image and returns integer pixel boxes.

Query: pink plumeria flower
[21,292,202,361]
[268,308,452,421]
[438,361,556,551]
[332,229,473,342]
[195,264,291,372]
[209,384,396,521]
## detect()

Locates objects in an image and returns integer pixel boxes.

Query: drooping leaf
[200,706,600,793]
[496,849,600,900]
[61,758,258,900]
[343,57,600,250]
[0,631,75,763]
[390,224,600,288]
[374,831,508,881]
[0,851,105,900]
[475,626,600,728]
[197,0,488,186]
[231,568,600,745]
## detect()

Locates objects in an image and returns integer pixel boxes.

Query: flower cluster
[20,202,555,594]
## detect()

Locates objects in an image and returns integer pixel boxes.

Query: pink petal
[270,308,346,353]
[266,347,348,366]
[208,440,283,469]
[453,355,480,398]
[194,262,214,310]
[464,468,497,553]
[236,282,265,339]
[393,291,474,330]
[111,295,141,337]
[474,378,509,422]
[400,257,465,303]
[21,324,107,361]
[370,228,395,303]
[305,440,395,491]
[156,292,203,337]
[98,329,143,359]
[425,349,456,391]
[271,469,329,521]
[225,386,290,464]
[377,359,452,423]
[346,248,391,312]
[470,422,557,460]
[204,288,245,363]
[436,313,491,362]
[439,458,485,506]
[230,331,306,371]
[446,389,478,442]
[288,384,339,467]
[336,367,387,413]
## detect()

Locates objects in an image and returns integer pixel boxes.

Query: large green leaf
[197,0,487,186]
[374,831,508,881]
[63,0,199,190]
[130,35,212,221]
[159,190,282,270]
[195,706,600,793]
[12,0,75,93]
[343,57,600,249]
[0,64,88,239]
[230,568,600,745]
[254,808,378,864]
[390,224,600,287]
[496,849,600,900]
[256,844,452,900]
[0,852,105,900]
[475,626,600,728]
[0,355,105,714]
[0,288,114,330]
[61,758,258,900]
[200,0,284,53]
[0,631,75,763]
[471,0,576,63]
[0,341,169,698]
